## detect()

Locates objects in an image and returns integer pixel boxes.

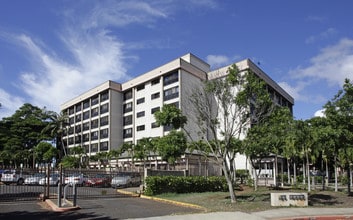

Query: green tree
[324,78,353,194]
[0,103,50,167]
[244,107,293,189]
[188,64,274,203]
[34,142,58,164]
[41,111,69,159]
[154,105,187,129]
[154,130,187,166]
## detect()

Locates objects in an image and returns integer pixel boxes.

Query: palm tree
[42,111,69,159]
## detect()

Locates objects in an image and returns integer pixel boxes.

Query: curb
[45,198,81,212]
[117,188,207,211]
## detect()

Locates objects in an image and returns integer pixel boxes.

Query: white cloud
[314,109,325,117]
[305,27,337,44]
[206,54,241,69]
[290,38,353,86]
[0,89,24,119]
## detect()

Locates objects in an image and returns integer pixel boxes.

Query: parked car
[1,170,30,185]
[38,173,61,186]
[64,173,87,186]
[85,173,112,187]
[111,172,141,188]
[24,173,46,185]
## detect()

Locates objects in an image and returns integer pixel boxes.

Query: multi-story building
[60,53,294,171]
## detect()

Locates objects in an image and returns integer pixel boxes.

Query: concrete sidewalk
[132,208,353,220]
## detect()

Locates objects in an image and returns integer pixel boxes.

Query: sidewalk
[132,208,353,220]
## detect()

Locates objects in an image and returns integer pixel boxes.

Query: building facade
[60,53,294,171]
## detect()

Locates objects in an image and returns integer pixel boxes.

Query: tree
[187,64,274,203]
[244,107,293,190]
[154,104,188,167]
[154,130,187,166]
[0,103,50,167]
[324,78,353,195]
[34,142,58,164]
[41,111,69,159]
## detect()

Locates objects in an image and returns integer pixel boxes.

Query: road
[0,184,202,219]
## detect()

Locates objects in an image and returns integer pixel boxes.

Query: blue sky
[0,0,353,120]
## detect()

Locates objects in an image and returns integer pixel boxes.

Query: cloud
[290,38,353,87]
[206,54,241,69]
[305,28,337,44]
[0,89,24,119]
[314,109,325,117]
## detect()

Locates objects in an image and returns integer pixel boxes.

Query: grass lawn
[153,186,353,213]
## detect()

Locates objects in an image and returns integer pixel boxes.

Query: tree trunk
[334,154,338,192]
[287,159,291,184]
[293,162,297,185]
[222,163,236,203]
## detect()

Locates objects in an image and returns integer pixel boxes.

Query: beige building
[60,53,294,172]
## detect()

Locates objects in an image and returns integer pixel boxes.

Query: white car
[111,172,141,188]
[38,173,61,186]
[64,173,87,186]
[1,170,30,185]
[24,173,46,185]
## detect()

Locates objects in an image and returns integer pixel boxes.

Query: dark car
[85,173,112,187]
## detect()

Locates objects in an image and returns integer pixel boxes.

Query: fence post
[57,165,63,207]
[73,183,77,207]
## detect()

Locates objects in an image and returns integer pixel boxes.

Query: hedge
[144,175,228,196]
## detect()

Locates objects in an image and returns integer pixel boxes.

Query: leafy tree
[187,64,274,203]
[0,103,50,167]
[154,105,187,129]
[154,130,187,166]
[244,107,293,189]
[41,111,69,159]
[324,78,353,194]
[34,142,58,164]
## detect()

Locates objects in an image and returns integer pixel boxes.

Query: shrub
[144,176,228,196]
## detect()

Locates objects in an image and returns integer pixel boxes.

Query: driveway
[0,196,202,220]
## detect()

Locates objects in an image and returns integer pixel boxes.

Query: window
[91,107,99,117]
[75,135,81,144]
[164,125,173,132]
[100,91,109,102]
[75,114,81,122]
[123,115,132,126]
[163,71,178,86]
[83,122,90,131]
[100,129,108,139]
[100,103,109,114]
[151,107,160,114]
[151,77,160,85]
[123,90,132,100]
[75,125,81,133]
[83,111,90,120]
[100,116,109,126]
[75,104,81,112]
[100,141,109,151]
[91,143,98,153]
[123,128,132,138]
[151,92,160,100]
[83,100,90,109]
[136,97,145,105]
[91,131,98,140]
[68,137,74,145]
[151,122,160,128]
[69,107,74,115]
[123,102,132,113]
[69,117,74,125]
[91,119,98,129]
[83,133,90,142]
[137,125,145,131]
[164,86,179,101]
[91,96,99,106]
[136,111,145,118]
[68,127,74,135]
[136,84,145,91]
[83,144,89,153]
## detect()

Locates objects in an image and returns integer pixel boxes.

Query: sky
[0,0,353,120]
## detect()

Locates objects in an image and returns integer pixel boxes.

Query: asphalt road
[0,195,202,220]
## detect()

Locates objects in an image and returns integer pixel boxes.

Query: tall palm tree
[42,111,69,159]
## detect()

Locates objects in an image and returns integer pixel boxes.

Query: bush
[144,176,228,196]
